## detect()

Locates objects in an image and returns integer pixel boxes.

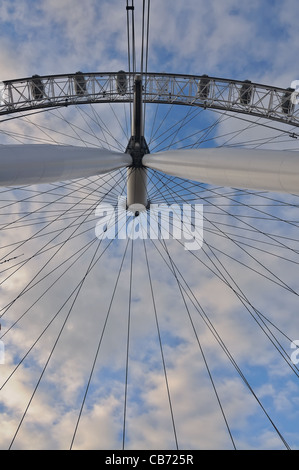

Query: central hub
[125,135,149,167]
[126,75,150,213]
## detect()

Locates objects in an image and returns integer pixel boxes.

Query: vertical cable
[126,1,131,76]
[141,0,146,76]
[122,222,135,450]
[143,0,151,135]
[131,2,136,74]
[126,0,136,130]
[70,232,131,449]
[143,238,179,450]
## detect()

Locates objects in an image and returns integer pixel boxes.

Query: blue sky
[0,0,299,450]
[0,0,297,84]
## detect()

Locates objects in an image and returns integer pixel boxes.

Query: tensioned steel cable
[141,0,151,132]
[148,235,292,450]
[126,0,136,75]
[0,169,128,273]
[154,170,299,295]
[0,173,128,340]
[126,0,136,128]
[8,231,106,450]
[0,208,130,393]
[148,169,299,376]
[143,179,238,447]
[140,0,150,76]
[69,233,132,449]
[143,237,179,450]
[152,167,299,297]
[143,173,293,448]
[156,175,299,260]
[122,221,135,450]
[0,171,127,317]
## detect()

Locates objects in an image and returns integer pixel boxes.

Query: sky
[0,0,299,450]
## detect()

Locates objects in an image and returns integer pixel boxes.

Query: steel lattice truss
[0,72,298,127]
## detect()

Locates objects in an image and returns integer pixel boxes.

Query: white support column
[126,168,148,213]
[126,75,149,212]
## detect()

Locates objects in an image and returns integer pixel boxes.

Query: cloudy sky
[0,0,299,450]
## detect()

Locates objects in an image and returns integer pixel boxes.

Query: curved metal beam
[0,72,298,129]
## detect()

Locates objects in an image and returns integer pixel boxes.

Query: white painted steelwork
[143,148,299,194]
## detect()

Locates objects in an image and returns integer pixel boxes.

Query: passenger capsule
[198,75,210,100]
[281,87,295,115]
[74,71,86,96]
[31,75,44,100]
[116,70,127,96]
[240,80,252,105]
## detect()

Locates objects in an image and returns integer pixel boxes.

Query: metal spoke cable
[0,173,115,230]
[122,222,135,450]
[160,235,235,449]
[143,179,293,447]
[70,239,129,450]
[0,168,125,245]
[157,171,299,294]
[126,0,136,74]
[108,102,131,148]
[156,109,228,152]
[203,224,299,265]
[149,235,292,449]
[76,104,110,148]
[149,171,299,376]
[149,106,205,151]
[0,170,127,316]
[126,0,136,131]
[0,180,98,290]
[142,202,235,447]
[0,208,130,392]
[141,0,151,130]
[70,234,132,449]
[8,230,107,450]
[86,103,125,151]
[0,178,86,232]
[0,173,126,307]
[209,108,299,143]
[142,237,179,450]
[148,169,298,343]
[148,104,179,150]
[0,171,126,257]
[0,237,98,345]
